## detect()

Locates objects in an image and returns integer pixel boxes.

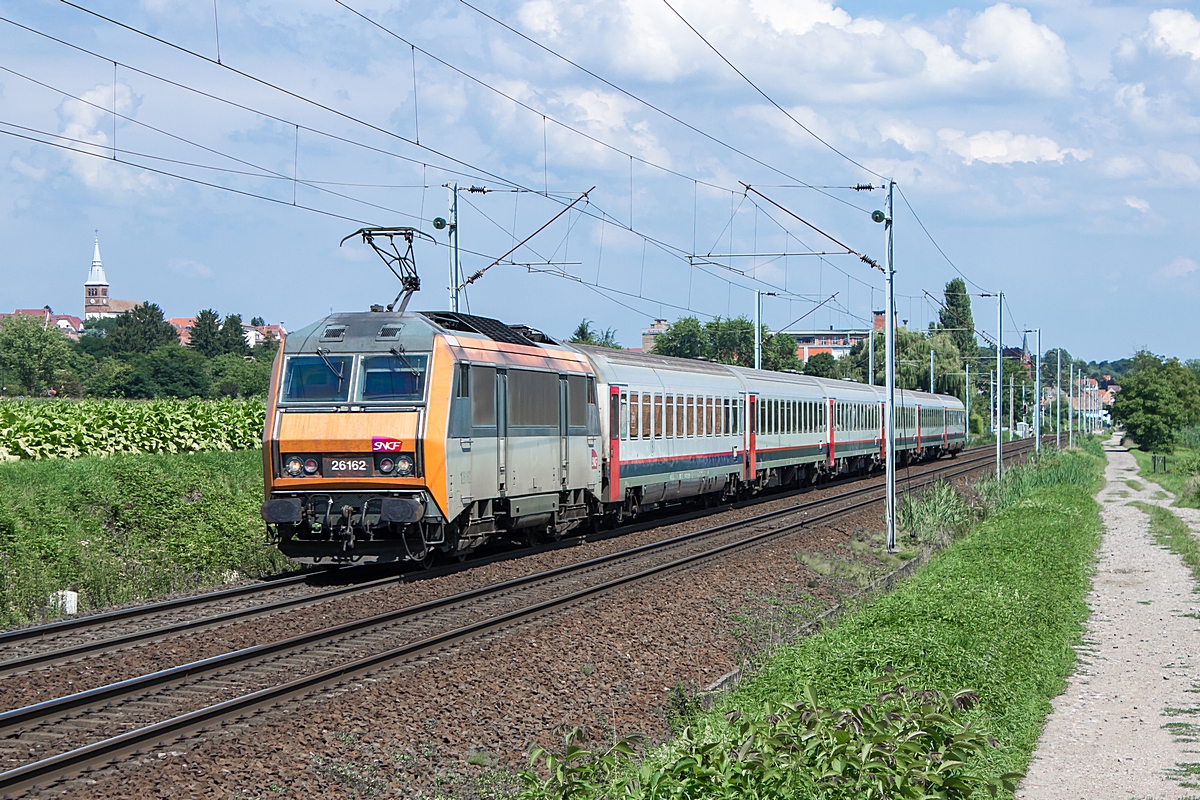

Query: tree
[85,358,134,398]
[706,316,755,365]
[110,302,179,355]
[217,313,250,357]
[938,278,976,360]
[803,352,838,378]
[651,317,710,360]
[74,317,120,361]
[1111,351,1200,453]
[0,314,72,393]
[569,319,621,349]
[189,309,222,358]
[249,316,266,327]
[210,353,273,398]
[129,345,212,398]
[761,331,801,372]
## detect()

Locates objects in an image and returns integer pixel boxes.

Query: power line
[895,184,992,295]
[452,0,870,215]
[658,0,885,181]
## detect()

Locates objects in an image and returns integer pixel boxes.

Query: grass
[520,448,1106,799]
[1130,446,1200,508]
[0,449,292,626]
[1131,501,1200,586]
[1126,479,1145,492]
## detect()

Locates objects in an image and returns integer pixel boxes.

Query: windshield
[282,355,353,403]
[358,354,428,402]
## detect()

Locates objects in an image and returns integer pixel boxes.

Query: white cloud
[1158,151,1200,183]
[1101,156,1149,178]
[749,0,851,36]
[9,156,45,181]
[58,82,159,192]
[517,0,561,39]
[169,258,214,279]
[879,120,935,153]
[1161,256,1199,279]
[961,4,1072,96]
[1124,195,1150,212]
[938,129,1089,165]
[1147,9,1200,60]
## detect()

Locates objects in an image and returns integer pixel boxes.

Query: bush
[0,450,289,625]
[0,398,264,460]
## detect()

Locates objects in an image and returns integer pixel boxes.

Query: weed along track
[0,442,1032,797]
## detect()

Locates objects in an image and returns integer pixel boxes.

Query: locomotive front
[260,310,453,564]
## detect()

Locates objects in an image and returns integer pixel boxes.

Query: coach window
[686,396,694,437]
[653,394,664,438]
[628,393,639,439]
[676,396,685,438]
[619,392,629,440]
[703,397,712,436]
[664,395,674,438]
[642,393,652,439]
[471,366,496,426]
[567,375,588,428]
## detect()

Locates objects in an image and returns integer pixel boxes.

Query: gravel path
[1017,437,1200,799]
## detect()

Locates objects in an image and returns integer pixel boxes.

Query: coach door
[496,370,508,495]
[559,376,570,487]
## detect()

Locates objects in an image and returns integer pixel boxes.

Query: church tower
[83,234,109,320]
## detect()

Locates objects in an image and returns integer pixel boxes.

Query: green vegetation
[0,302,277,400]
[0,398,264,460]
[650,315,801,372]
[1126,479,1145,492]
[1112,352,1200,454]
[569,319,622,349]
[520,448,1104,799]
[1131,502,1200,586]
[1129,446,1200,509]
[0,449,289,625]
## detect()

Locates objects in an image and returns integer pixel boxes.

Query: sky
[0,0,1196,362]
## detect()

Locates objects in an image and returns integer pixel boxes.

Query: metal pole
[930,348,935,394]
[1035,330,1041,454]
[965,362,970,442]
[448,181,460,312]
[1068,364,1074,448]
[868,326,874,385]
[996,292,1003,480]
[754,289,762,371]
[1009,375,1014,442]
[885,180,897,552]
[1056,350,1061,449]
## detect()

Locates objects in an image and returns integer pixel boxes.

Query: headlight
[396,455,414,476]
[303,458,320,475]
[377,457,395,474]
[284,456,304,477]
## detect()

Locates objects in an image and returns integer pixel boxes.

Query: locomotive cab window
[358,354,428,403]
[282,355,354,403]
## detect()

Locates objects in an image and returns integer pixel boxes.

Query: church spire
[85,231,107,286]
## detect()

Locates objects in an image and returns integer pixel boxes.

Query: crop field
[0,399,265,461]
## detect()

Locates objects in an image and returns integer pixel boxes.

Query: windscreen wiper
[389,345,416,372]
[314,347,344,386]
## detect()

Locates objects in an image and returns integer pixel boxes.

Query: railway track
[0,440,1034,797]
[0,441,1018,677]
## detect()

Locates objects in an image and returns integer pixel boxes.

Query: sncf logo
[372,437,404,452]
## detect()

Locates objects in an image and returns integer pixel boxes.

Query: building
[779,312,883,361]
[168,317,286,349]
[83,236,139,320]
[169,317,197,346]
[640,319,669,353]
[0,307,83,340]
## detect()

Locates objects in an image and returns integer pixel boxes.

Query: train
[260,309,967,565]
